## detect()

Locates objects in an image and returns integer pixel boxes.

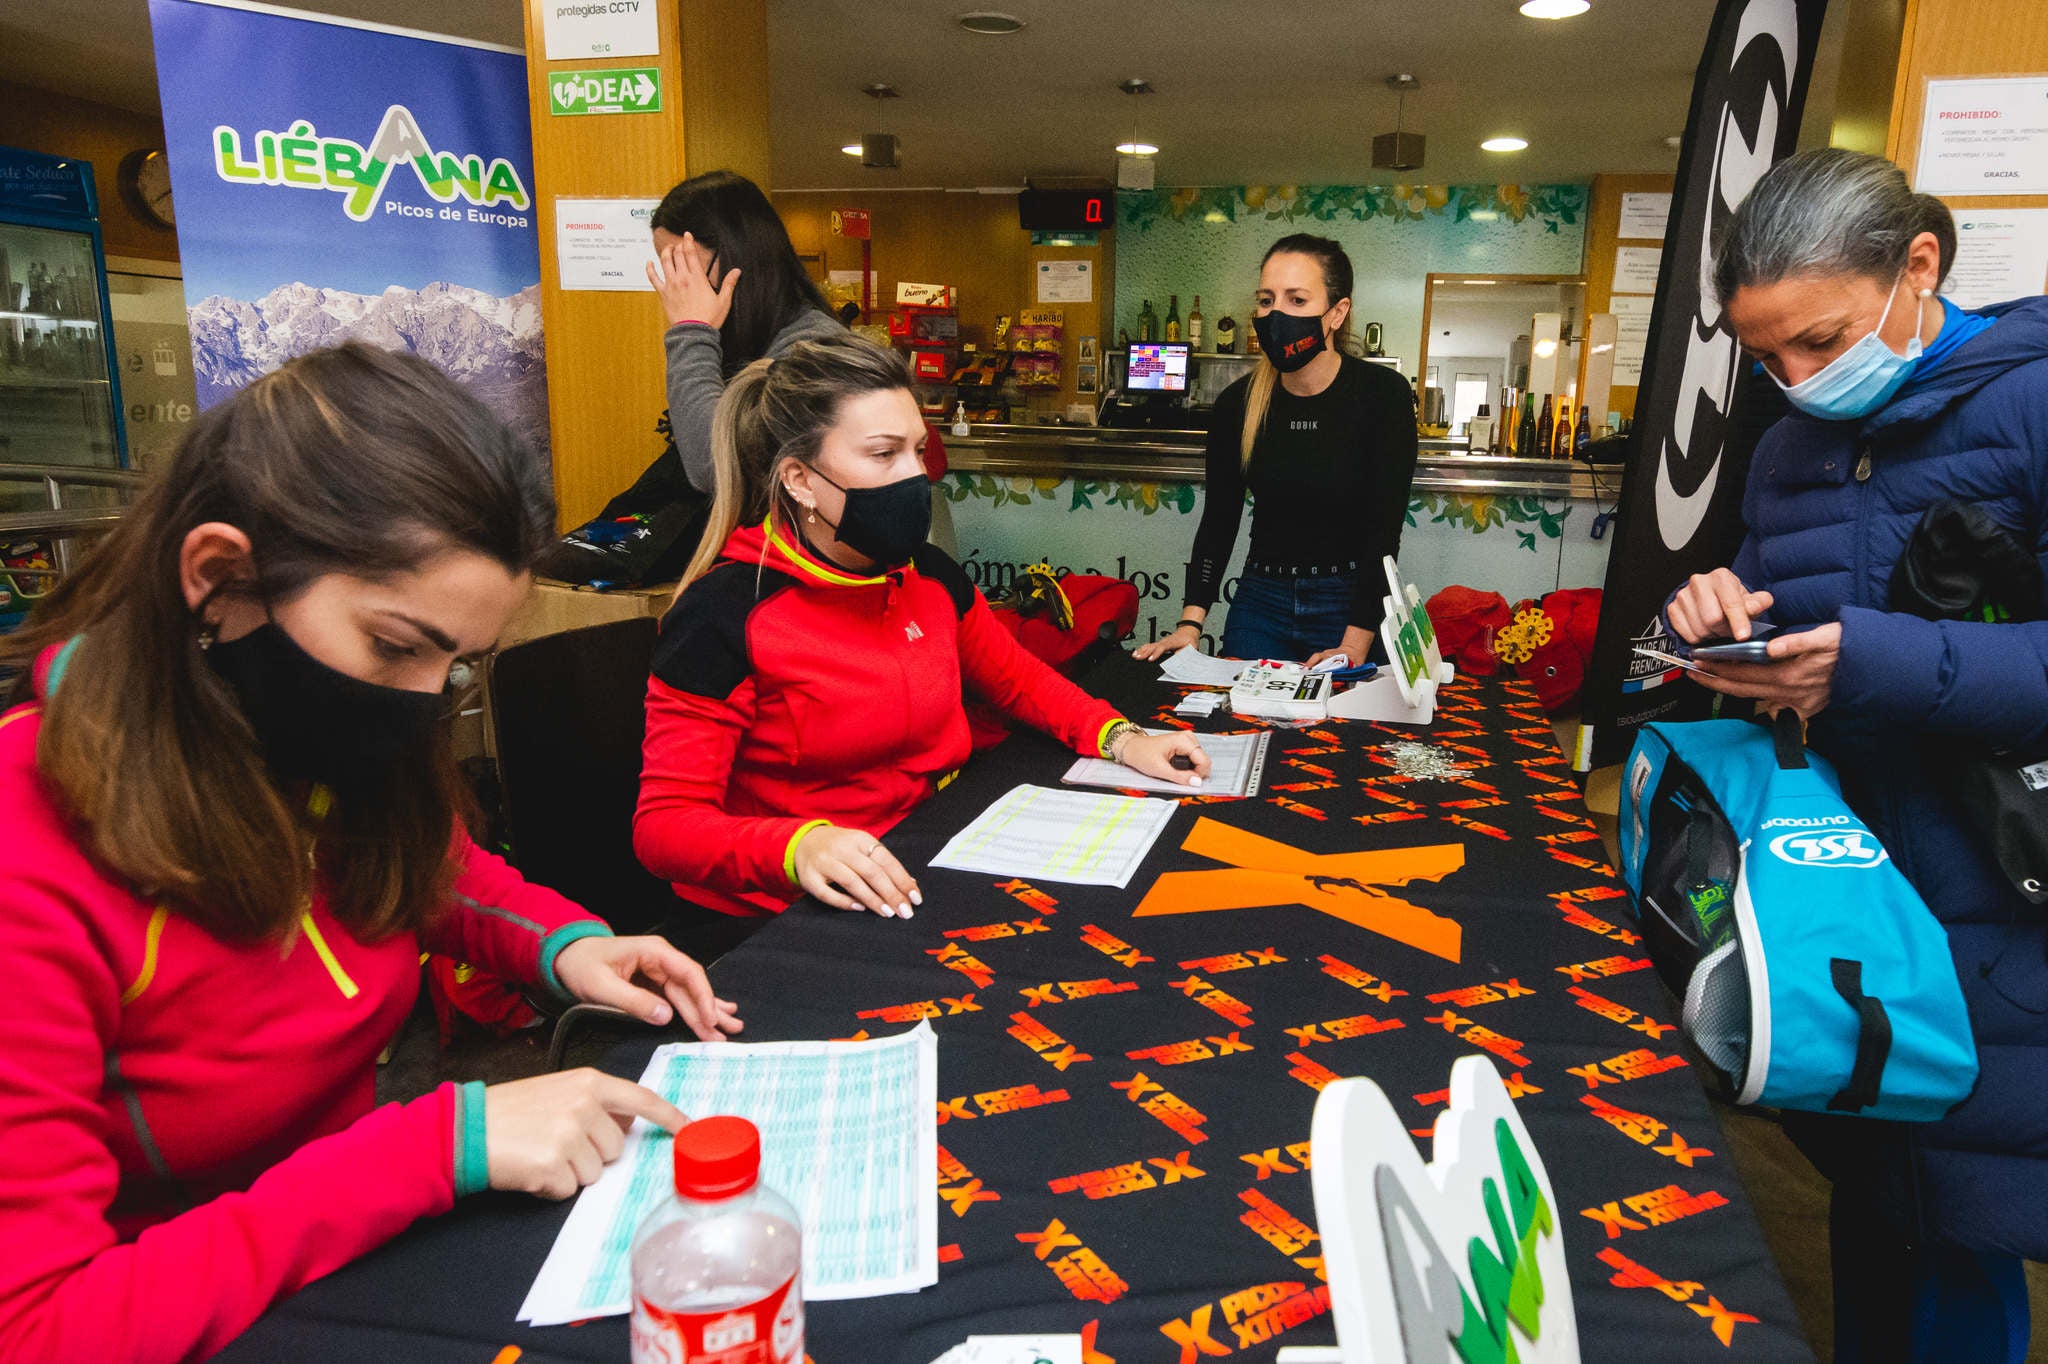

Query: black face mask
[809,470,932,568]
[1253,309,1330,373]
[205,622,445,789]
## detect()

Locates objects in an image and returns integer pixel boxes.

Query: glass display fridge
[0,145,127,476]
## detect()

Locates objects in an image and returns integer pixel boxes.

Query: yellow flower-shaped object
[1492,606,1555,665]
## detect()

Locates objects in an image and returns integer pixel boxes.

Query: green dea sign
[549,68,662,116]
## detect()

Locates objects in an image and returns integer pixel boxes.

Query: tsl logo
[210,105,531,222]
[1769,829,1888,868]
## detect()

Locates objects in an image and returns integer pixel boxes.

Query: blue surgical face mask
[1771,277,1926,421]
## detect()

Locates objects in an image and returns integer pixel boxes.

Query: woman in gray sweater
[644,171,844,495]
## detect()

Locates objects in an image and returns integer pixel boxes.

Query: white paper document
[1157,649,1248,686]
[1062,729,1271,798]
[931,784,1177,887]
[1618,191,1672,241]
[555,197,660,291]
[930,1337,1084,1364]
[1611,245,1663,296]
[518,1022,939,1326]
[1915,77,2048,196]
[1945,210,2048,308]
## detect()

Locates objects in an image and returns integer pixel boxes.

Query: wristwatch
[1100,719,1141,761]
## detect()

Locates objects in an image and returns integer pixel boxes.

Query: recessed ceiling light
[1118,78,1156,96]
[1520,0,1591,17]
[842,143,863,156]
[1115,142,1159,156]
[1481,136,1529,153]
[957,11,1026,34]
[1467,212,1500,222]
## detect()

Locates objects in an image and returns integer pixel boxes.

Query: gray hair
[1713,148,1954,304]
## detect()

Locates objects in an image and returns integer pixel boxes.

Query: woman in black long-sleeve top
[1135,234,1419,668]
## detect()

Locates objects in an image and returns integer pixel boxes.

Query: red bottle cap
[672,1115,761,1200]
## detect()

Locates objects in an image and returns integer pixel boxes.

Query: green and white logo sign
[549,68,662,116]
[211,104,531,223]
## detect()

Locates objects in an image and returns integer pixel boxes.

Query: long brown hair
[1,343,554,942]
[681,334,913,587]
[1240,233,1358,470]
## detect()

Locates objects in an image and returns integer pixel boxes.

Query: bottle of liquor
[1516,393,1537,458]
[1164,294,1182,343]
[1535,396,1553,459]
[1553,400,1572,458]
[1188,295,1204,351]
[1575,405,1593,458]
[1138,300,1156,344]
[1247,314,1262,356]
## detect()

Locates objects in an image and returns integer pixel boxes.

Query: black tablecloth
[220,657,1812,1363]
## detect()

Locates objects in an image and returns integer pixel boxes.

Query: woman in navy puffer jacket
[1668,148,2048,1363]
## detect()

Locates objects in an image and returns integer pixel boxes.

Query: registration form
[929,784,1179,888]
[518,1022,939,1326]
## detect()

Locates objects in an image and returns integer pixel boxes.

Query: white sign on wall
[1945,209,2048,308]
[541,0,659,61]
[1618,192,1672,241]
[1915,77,2048,197]
[1611,246,1663,296]
[1608,294,1654,387]
[554,196,659,291]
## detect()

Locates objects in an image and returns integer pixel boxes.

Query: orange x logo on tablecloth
[1132,818,1467,962]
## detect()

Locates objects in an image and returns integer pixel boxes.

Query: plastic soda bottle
[629,1116,803,1364]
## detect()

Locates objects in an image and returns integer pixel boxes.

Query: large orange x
[1132,818,1466,962]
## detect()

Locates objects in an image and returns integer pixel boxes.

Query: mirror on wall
[1417,274,1586,440]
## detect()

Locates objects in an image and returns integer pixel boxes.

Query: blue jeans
[1220,566,1354,661]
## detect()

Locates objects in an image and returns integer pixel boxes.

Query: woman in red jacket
[636,335,1207,939]
[0,344,741,1364]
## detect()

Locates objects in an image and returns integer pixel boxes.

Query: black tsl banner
[1576,0,1830,772]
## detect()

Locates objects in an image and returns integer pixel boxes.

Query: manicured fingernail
[1190,776,1203,787]
[899,903,914,918]
[910,890,923,906]
[652,1004,671,1024]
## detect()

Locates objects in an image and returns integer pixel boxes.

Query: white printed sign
[554,196,658,291]
[1945,210,2048,309]
[1036,259,1093,304]
[1915,77,2048,197]
[1607,294,1654,387]
[1618,191,1672,241]
[1611,246,1663,296]
[541,0,659,61]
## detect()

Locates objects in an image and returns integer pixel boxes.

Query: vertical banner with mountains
[149,0,547,456]
[1576,0,1830,772]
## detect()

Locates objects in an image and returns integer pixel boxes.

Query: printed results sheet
[929,784,1178,888]
[519,1021,939,1325]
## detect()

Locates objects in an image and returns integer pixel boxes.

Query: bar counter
[944,425,1615,500]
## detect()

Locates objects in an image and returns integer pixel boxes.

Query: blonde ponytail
[674,336,917,595]
[680,357,775,591]
[1238,359,1279,472]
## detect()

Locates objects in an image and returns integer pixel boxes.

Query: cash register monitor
[1126,343,1189,393]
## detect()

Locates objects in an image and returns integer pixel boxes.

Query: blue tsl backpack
[1618,716,1977,1120]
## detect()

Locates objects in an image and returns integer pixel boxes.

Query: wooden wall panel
[522,0,768,530]
[1579,172,1675,424]
[1885,0,2048,229]
[0,80,179,262]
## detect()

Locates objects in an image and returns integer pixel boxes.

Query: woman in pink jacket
[0,342,741,1363]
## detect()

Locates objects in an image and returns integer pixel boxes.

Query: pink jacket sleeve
[634,674,816,898]
[0,883,459,1364]
[422,830,614,999]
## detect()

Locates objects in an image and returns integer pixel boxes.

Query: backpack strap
[1825,958,1894,1114]
[1772,708,1808,770]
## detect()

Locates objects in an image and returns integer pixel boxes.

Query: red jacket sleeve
[635,674,818,899]
[0,883,457,1364]
[956,591,1120,755]
[421,831,613,1000]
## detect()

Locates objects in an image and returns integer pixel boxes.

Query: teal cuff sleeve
[538,919,615,1002]
[452,1081,489,1198]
